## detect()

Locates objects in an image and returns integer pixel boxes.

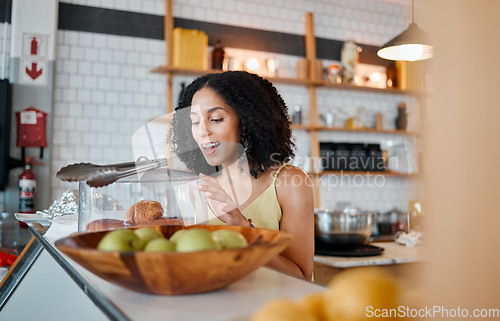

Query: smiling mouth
[201,142,221,155]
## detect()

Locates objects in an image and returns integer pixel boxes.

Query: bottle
[340,40,360,84]
[293,105,302,124]
[19,158,37,227]
[211,40,225,70]
[386,61,398,88]
[328,64,342,84]
[322,111,334,127]
[375,112,383,130]
[396,103,408,130]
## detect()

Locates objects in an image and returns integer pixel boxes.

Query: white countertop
[314,242,425,268]
[7,216,424,320]
[16,218,326,321]
[73,262,323,321]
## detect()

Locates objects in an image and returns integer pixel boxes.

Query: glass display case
[78,168,208,233]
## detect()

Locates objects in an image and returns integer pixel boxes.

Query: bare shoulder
[275,164,313,204]
[275,164,311,186]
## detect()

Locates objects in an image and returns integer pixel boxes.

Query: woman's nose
[196,119,210,137]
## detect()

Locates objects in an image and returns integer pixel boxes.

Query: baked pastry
[143,217,185,225]
[86,218,127,232]
[125,200,164,224]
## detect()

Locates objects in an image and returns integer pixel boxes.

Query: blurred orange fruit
[250,298,318,321]
[323,267,401,321]
[298,292,326,321]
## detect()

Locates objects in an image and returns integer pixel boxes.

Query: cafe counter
[313,241,425,286]
[0,219,325,321]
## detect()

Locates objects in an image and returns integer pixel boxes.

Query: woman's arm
[266,165,315,280]
[197,167,315,280]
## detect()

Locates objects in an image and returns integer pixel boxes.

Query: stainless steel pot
[314,205,375,247]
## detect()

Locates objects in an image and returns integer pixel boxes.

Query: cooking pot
[314,205,375,248]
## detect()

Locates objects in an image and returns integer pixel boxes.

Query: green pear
[169,229,188,243]
[143,238,176,252]
[175,228,221,252]
[97,229,142,252]
[212,229,248,249]
[134,228,164,246]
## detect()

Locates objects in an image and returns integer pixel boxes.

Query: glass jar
[366,144,385,172]
[348,143,367,171]
[333,143,350,170]
[211,40,225,70]
[341,40,360,84]
[78,169,208,233]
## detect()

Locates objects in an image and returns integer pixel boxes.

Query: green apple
[134,228,164,246]
[143,238,176,252]
[175,228,221,252]
[169,229,188,243]
[97,229,143,252]
[212,229,248,249]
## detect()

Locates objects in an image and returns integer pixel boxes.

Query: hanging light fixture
[377,0,433,61]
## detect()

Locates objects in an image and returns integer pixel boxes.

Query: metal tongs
[56,157,168,187]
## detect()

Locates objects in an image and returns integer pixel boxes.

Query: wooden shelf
[151,65,222,76]
[312,170,420,178]
[151,66,420,95]
[316,80,422,96]
[151,66,311,86]
[290,124,420,136]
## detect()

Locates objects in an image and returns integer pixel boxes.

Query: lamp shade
[377,23,433,61]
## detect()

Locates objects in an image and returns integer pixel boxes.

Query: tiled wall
[12,0,426,213]
[52,29,167,189]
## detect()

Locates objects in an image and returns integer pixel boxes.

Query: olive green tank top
[206,163,289,230]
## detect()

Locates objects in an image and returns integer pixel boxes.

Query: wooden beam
[304,12,320,208]
[165,0,174,113]
[305,12,317,80]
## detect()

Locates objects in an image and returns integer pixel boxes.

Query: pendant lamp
[377,0,433,61]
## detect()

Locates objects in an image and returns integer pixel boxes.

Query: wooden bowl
[55,225,291,295]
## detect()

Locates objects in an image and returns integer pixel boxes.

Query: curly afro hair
[170,71,295,178]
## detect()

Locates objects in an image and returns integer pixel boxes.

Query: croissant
[125,200,164,224]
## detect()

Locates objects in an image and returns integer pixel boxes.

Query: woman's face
[190,86,241,167]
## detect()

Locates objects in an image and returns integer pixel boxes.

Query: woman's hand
[197,174,249,226]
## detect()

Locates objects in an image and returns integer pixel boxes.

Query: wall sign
[21,59,47,85]
[23,34,48,58]
[20,33,49,86]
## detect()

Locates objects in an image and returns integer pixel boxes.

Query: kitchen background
[0,0,426,213]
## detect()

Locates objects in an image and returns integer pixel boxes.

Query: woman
[171,71,314,280]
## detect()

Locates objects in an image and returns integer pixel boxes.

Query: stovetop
[314,243,384,257]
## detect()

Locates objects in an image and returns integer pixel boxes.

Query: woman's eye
[211,118,223,123]
[191,121,199,125]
